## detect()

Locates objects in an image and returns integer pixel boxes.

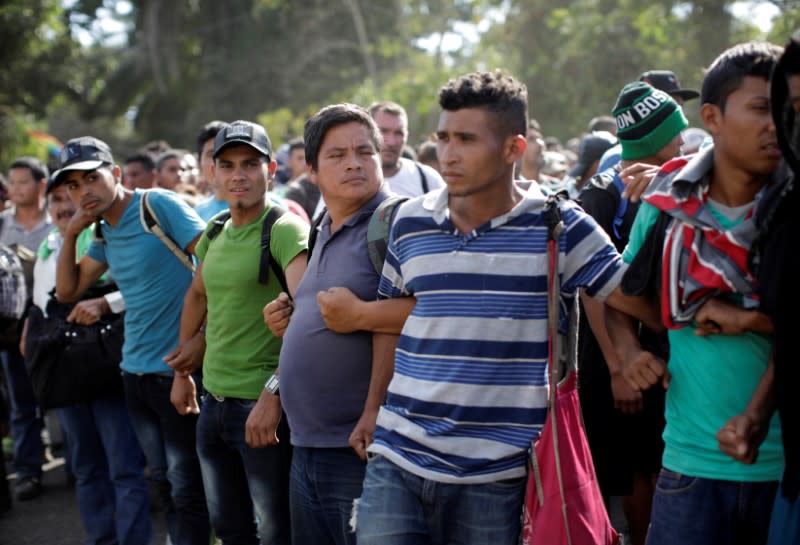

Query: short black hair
[304,103,382,171]
[196,120,226,157]
[288,137,305,154]
[125,152,156,171]
[588,115,616,133]
[417,140,437,164]
[10,156,49,182]
[156,150,182,171]
[702,41,783,111]
[438,70,528,138]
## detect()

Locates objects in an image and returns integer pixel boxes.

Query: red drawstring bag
[521,196,619,545]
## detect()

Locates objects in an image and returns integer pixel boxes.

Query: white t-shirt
[385,158,444,198]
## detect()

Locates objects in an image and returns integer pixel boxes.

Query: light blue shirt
[87,189,206,374]
[195,195,228,222]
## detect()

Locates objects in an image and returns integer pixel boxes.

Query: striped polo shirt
[368,185,625,483]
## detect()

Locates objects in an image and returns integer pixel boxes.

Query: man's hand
[349,407,379,460]
[717,411,769,465]
[65,208,97,238]
[619,163,660,202]
[263,293,293,338]
[164,333,206,376]
[66,297,110,325]
[622,349,670,392]
[317,287,363,333]
[610,373,644,414]
[694,298,751,336]
[245,390,282,448]
[170,374,199,416]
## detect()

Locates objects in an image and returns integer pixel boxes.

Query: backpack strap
[367,196,408,275]
[204,207,290,294]
[306,196,406,276]
[140,192,196,272]
[306,208,327,264]
[206,211,232,242]
[543,189,576,545]
[258,205,290,294]
[415,162,430,193]
[610,164,629,241]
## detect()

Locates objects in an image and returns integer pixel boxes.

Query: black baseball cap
[639,70,700,101]
[51,136,115,188]
[213,120,273,159]
[568,131,618,178]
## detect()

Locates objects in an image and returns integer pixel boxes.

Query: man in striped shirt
[354,71,656,545]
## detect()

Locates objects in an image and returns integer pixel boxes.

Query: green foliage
[0,109,54,173]
[768,4,800,44]
[2,0,792,158]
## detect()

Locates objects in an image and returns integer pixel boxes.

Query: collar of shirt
[423,180,548,229]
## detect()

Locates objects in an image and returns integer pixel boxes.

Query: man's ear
[700,103,722,136]
[268,159,278,175]
[506,134,527,165]
[111,164,123,182]
[307,166,319,187]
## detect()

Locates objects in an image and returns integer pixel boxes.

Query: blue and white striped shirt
[368,185,625,483]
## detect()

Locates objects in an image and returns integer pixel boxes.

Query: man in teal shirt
[608,42,784,545]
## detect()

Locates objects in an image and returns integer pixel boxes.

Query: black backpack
[205,206,290,294]
[0,243,28,348]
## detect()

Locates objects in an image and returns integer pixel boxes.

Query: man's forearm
[55,232,82,302]
[582,291,623,374]
[740,310,774,335]
[744,355,777,423]
[357,298,415,334]
[604,306,642,364]
[179,287,207,343]
[363,332,398,413]
[603,286,663,333]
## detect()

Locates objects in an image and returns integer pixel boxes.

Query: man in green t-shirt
[166,120,308,544]
[606,42,784,545]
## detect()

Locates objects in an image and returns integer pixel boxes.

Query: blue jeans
[58,394,152,545]
[646,468,778,545]
[122,372,209,545]
[768,481,800,545]
[356,455,525,545]
[1,348,43,479]
[196,394,292,545]
[290,446,366,545]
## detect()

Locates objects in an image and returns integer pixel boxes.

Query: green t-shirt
[195,206,308,399]
[623,201,782,481]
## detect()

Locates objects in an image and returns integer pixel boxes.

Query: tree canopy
[0,0,792,170]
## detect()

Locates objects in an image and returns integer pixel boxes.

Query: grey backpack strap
[366,196,408,275]
[140,192,195,272]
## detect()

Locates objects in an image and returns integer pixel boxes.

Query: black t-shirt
[283,175,321,220]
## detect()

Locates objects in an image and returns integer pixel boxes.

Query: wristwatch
[264,374,279,396]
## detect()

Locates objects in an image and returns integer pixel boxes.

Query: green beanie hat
[613,82,688,160]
